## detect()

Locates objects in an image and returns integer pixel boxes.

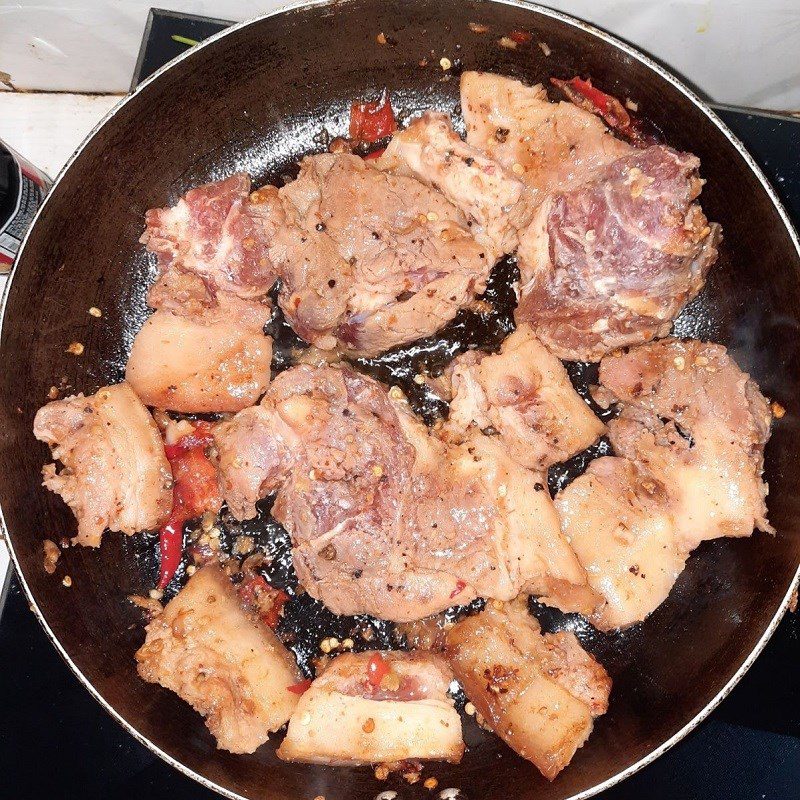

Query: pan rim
[1,1,799,798]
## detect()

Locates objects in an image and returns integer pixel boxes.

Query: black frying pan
[1,2,799,799]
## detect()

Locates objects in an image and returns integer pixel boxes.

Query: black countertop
[1,9,798,800]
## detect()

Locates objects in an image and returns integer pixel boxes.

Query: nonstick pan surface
[1,2,799,799]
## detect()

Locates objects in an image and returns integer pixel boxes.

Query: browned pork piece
[125,294,273,413]
[444,323,605,470]
[460,71,721,361]
[555,457,687,630]
[214,364,596,621]
[136,564,302,754]
[556,338,772,630]
[378,111,532,257]
[599,338,773,549]
[278,651,463,765]
[271,153,492,355]
[33,382,172,547]
[446,603,611,781]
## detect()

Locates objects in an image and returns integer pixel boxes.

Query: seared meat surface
[126,295,273,413]
[557,339,772,629]
[136,565,302,753]
[516,146,721,361]
[273,153,492,355]
[278,651,463,765]
[34,382,172,547]
[446,602,611,780]
[214,364,595,620]
[461,71,631,205]
[444,323,605,470]
[599,338,773,548]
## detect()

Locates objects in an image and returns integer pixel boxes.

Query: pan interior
[1,2,799,799]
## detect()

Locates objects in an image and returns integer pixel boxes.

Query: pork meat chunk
[126,294,273,413]
[34,382,172,547]
[142,173,280,301]
[599,338,773,550]
[214,365,595,620]
[136,564,302,753]
[444,323,605,470]
[379,111,531,258]
[555,457,687,630]
[516,146,721,361]
[274,153,491,355]
[461,71,632,205]
[446,603,611,780]
[278,651,463,765]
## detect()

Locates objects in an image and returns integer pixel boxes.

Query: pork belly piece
[214,365,595,620]
[277,651,463,765]
[125,294,273,413]
[33,382,172,547]
[273,153,491,355]
[599,338,773,550]
[515,146,721,361]
[141,172,280,302]
[444,323,605,470]
[555,457,687,630]
[461,71,632,205]
[379,111,531,257]
[136,564,302,754]
[446,603,611,781]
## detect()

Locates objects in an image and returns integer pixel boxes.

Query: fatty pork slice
[444,323,605,470]
[274,153,491,356]
[460,71,632,205]
[142,172,280,303]
[136,564,302,754]
[277,651,463,765]
[214,364,596,620]
[33,382,172,547]
[378,111,532,258]
[516,145,721,361]
[555,457,688,630]
[599,338,773,550]
[125,294,273,413]
[446,603,611,781]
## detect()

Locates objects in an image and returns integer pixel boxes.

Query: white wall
[0,1,799,110]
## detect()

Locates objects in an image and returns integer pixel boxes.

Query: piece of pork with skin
[460,71,632,205]
[555,457,687,630]
[274,153,492,355]
[599,338,773,550]
[136,564,302,754]
[444,323,605,470]
[515,145,721,361]
[141,173,280,301]
[214,364,596,621]
[277,651,463,765]
[446,603,611,781]
[33,382,172,547]
[126,294,273,413]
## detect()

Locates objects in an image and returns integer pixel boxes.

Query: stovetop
[1,9,798,800]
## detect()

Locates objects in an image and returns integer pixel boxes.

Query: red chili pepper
[508,29,532,44]
[366,652,391,687]
[348,90,397,145]
[239,575,289,628]
[449,579,466,600]
[363,148,386,161]
[287,678,313,695]
[157,422,222,589]
[550,76,655,147]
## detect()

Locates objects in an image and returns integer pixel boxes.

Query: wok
[1,1,798,798]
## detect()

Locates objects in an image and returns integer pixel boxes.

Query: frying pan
[1,1,799,798]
